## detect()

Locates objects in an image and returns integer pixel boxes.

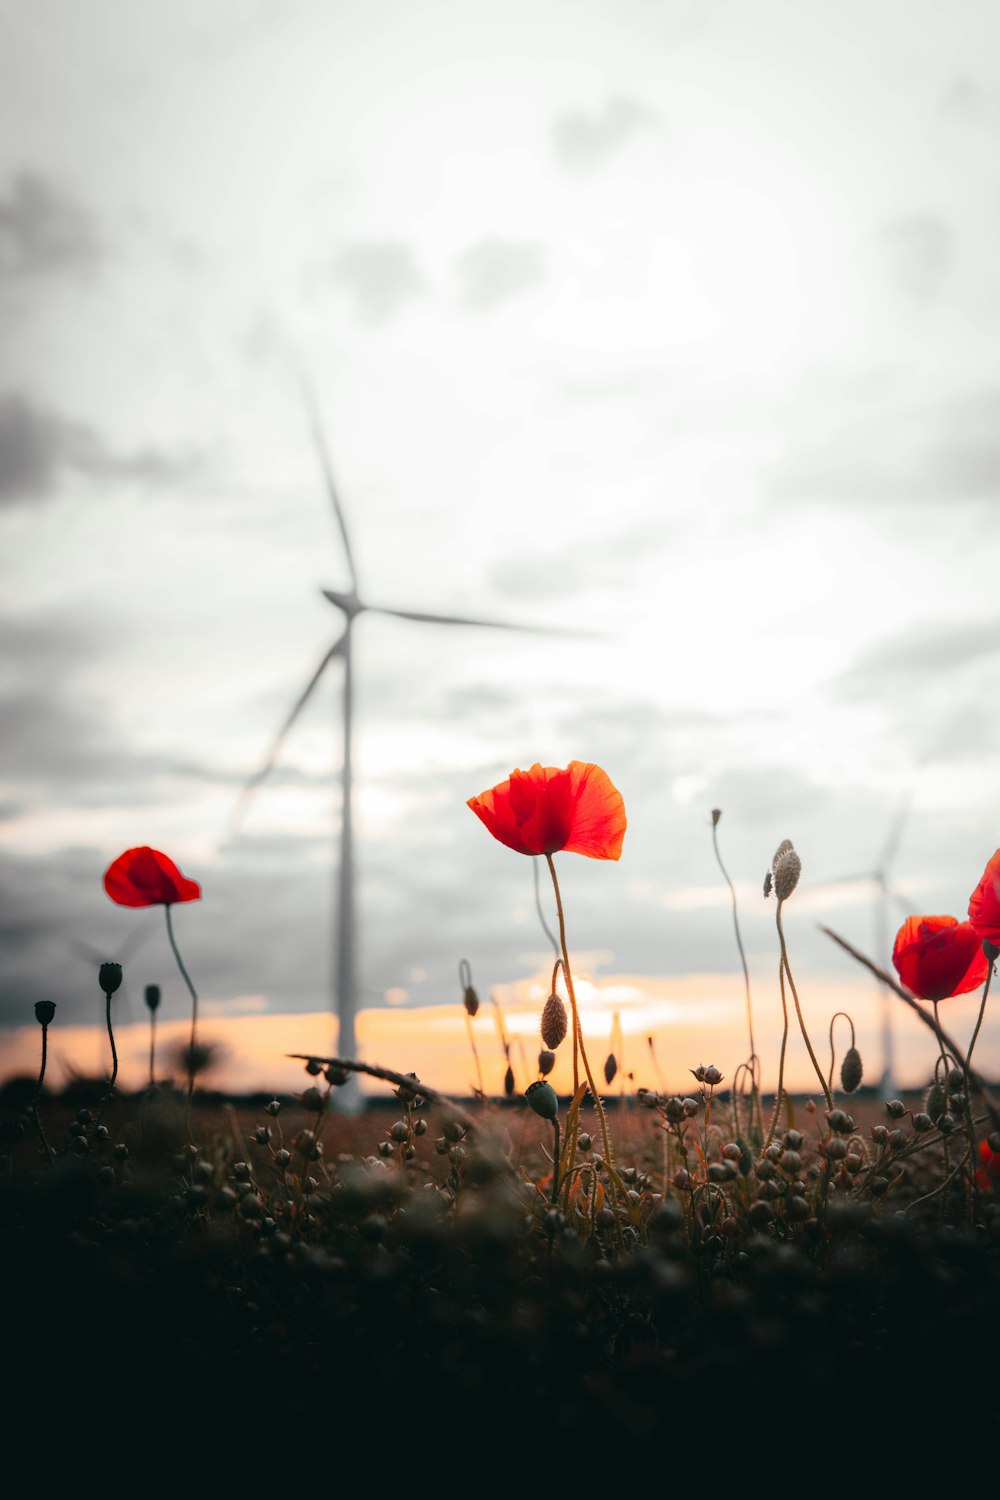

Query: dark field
[4,1070,1000,1479]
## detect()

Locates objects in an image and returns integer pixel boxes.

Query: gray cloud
[768,385,1000,508]
[0,393,198,504]
[879,212,953,302]
[455,237,546,310]
[551,96,659,172]
[0,172,102,279]
[487,516,674,601]
[835,617,1000,699]
[331,239,426,322]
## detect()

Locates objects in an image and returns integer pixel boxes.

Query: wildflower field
[4,764,1000,1476]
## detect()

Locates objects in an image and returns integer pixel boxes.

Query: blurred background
[2,0,999,1096]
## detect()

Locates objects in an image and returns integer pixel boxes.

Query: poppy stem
[764,955,790,1151]
[149,1006,156,1090]
[776,900,833,1112]
[31,1020,54,1166]
[93,986,119,1140]
[544,854,616,1175]
[164,904,199,1103]
[711,814,760,1137]
[965,962,993,1086]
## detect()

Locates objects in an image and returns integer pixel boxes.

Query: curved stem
[965,963,994,1084]
[93,989,119,1138]
[764,956,790,1150]
[777,900,833,1111]
[551,1118,561,1204]
[164,904,199,1100]
[827,1011,856,1097]
[31,1024,54,1166]
[544,854,615,1174]
[465,1013,484,1098]
[711,819,757,1073]
[532,856,560,956]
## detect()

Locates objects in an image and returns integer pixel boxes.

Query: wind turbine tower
[232,382,569,1100]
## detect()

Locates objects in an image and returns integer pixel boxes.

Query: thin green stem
[465,1013,485,1098]
[965,962,993,1084]
[764,956,790,1150]
[964,963,993,1221]
[93,988,119,1139]
[164,904,199,1101]
[532,856,559,956]
[31,1024,54,1166]
[545,854,616,1176]
[711,817,758,1095]
[551,1119,561,1204]
[777,900,833,1112]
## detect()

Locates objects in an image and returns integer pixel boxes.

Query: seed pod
[504,1064,515,1097]
[144,984,161,1013]
[463,985,480,1018]
[34,1001,56,1026]
[541,993,568,1049]
[525,1080,559,1121]
[772,843,802,901]
[538,1049,556,1077]
[840,1046,863,1094]
[99,962,123,996]
[925,1081,946,1122]
[604,1053,618,1087]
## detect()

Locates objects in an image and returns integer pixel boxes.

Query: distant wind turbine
[819,791,918,1100]
[230,377,584,1102]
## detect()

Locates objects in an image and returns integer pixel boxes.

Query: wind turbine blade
[368,604,601,637]
[227,637,345,839]
[296,371,360,595]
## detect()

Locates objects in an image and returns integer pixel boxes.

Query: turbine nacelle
[323,588,364,619]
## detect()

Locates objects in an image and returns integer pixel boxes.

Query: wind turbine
[231,379,580,1103]
[819,791,918,1100]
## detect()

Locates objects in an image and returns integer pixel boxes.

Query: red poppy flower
[104,847,202,908]
[968,850,1000,949]
[468,761,626,860]
[977,1137,1000,1192]
[891,914,988,1002]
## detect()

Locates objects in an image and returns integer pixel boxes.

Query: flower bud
[325,1064,349,1086]
[711,808,722,827]
[885,1099,906,1119]
[265,1100,282,1116]
[577,1133,592,1152]
[305,1058,323,1076]
[34,1001,56,1026]
[525,1080,559,1122]
[703,1065,723,1087]
[99,962,123,995]
[504,1064,515,1097]
[604,1053,618,1087]
[462,985,480,1018]
[144,984,161,1012]
[300,1087,324,1112]
[538,1049,556,1076]
[541,993,568,1049]
[840,1046,863,1094]
[925,1082,946,1122]
[771,842,801,901]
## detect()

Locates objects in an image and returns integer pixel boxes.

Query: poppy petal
[104,846,202,907]
[468,761,626,860]
[891,914,988,1002]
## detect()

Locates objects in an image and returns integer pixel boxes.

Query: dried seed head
[541,992,568,1049]
[771,842,801,901]
[34,1001,56,1026]
[925,1081,946,1122]
[711,808,722,827]
[144,984,161,1012]
[538,1049,556,1077]
[604,1053,618,1086]
[885,1099,906,1119]
[840,1046,863,1094]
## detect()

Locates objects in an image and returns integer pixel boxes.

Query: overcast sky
[3,0,1000,1094]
